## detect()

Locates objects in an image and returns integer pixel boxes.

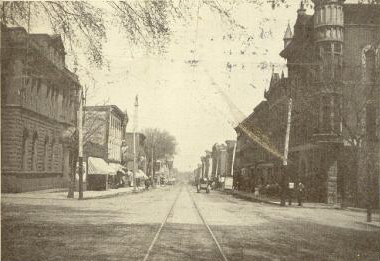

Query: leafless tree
[143,128,177,183]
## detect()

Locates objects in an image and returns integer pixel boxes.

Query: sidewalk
[227,189,380,227]
[1,186,150,200]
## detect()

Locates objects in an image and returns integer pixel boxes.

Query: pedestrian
[297,182,305,206]
[288,181,294,205]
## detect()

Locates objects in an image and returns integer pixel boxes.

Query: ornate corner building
[1,24,81,192]
[236,1,379,207]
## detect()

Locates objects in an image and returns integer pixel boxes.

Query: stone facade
[1,24,80,192]
[235,2,380,207]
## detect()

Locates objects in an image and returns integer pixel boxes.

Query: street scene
[2,182,379,261]
[1,0,380,261]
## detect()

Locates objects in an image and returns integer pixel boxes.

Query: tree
[143,128,177,184]
[8,0,376,67]
[65,102,113,198]
[1,1,106,67]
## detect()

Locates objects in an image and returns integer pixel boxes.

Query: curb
[83,188,146,200]
[82,185,172,200]
[230,191,280,206]
[355,221,380,229]
[227,190,380,213]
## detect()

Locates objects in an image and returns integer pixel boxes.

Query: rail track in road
[142,185,229,261]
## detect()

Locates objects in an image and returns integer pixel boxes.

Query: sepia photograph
[1,0,379,260]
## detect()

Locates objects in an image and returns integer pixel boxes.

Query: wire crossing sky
[20,1,321,170]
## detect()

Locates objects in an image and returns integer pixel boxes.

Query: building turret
[297,1,307,16]
[283,22,293,48]
[312,0,344,136]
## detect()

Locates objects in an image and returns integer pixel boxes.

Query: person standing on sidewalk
[297,182,305,206]
[288,181,295,205]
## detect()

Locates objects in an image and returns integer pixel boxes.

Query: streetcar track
[142,186,183,261]
[186,186,229,261]
[142,185,229,261]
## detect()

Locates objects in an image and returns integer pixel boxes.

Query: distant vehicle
[196,177,211,193]
[194,167,211,193]
[167,178,176,185]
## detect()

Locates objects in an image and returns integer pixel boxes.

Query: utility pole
[281,98,293,206]
[78,86,84,200]
[230,141,237,177]
[366,100,376,222]
[133,95,138,192]
[151,142,154,187]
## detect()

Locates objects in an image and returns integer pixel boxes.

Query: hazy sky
[30,1,314,171]
[87,2,311,171]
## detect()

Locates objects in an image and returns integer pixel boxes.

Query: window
[31,132,38,171]
[322,7,326,24]
[43,136,49,171]
[50,139,55,171]
[334,43,342,53]
[22,129,29,170]
[365,49,376,82]
[322,96,331,132]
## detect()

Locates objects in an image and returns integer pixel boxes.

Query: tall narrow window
[31,132,38,171]
[322,7,326,24]
[50,139,55,171]
[43,136,49,171]
[365,50,376,82]
[22,129,29,170]
[322,96,330,132]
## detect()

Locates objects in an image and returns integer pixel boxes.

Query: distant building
[235,1,380,207]
[83,105,128,190]
[1,24,80,192]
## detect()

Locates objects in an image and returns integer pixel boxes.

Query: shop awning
[88,157,114,175]
[109,163,125,174]
[135,169,148,179]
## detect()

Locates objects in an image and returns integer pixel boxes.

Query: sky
[29,1,315,171]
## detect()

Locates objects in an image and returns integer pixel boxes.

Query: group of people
[234,178,306,206]
[287,181,305,206]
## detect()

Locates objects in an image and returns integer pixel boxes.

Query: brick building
[83,105,128,190]
[1,24,80,192]
[235,1,379,207]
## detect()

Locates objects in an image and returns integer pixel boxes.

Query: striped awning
[87,157,114,175]
[109,163,125,174]
[135,169,148,179]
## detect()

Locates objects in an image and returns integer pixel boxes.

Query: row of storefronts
[194,141,236,189]
[0,23,151,193]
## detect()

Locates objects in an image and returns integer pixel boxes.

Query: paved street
[2,184,380,261]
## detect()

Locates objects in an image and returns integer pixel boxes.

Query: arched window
[322,6,326,24]
[22,128,29,170]
[43,136,49,171]
[31,132,38,171]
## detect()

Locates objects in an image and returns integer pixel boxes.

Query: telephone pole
[133,95,138,192]
[281,97,292,206]
[78,86,84,200]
